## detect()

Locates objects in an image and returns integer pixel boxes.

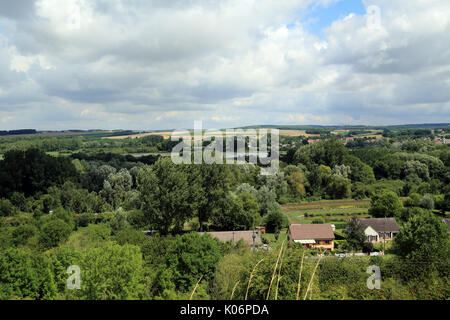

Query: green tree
[401,206,430,222]
[0,148,78,198]
[195,164,232,231]
[332,164,351,178]
[160,233,223,293]
[49,246,83,294]
[211,193,259,230]
[420,195,435,210]
[256,173,289,201]
[10,192,28,212]
[256,186,279,216]
[73,243,146,299]
[0,199,16,217]
[326,174,352,199]
[373,154,403,180]
[80,164,116,193]
[294,139,347,170]
[343,155,375,184]
[307,164,332,196]
[442,191,450,212]
[0,248,57,300]
[137,158,194,235]
[12,224,39,247]
[39,218,73,250]
[238,192,260,226]
[110,207,129,235]
[287,171,307,199]
[403,160,430,183]
[393,211,450,280]
[100,168,133,209]
[369,190,404,218]
[345,218,366,251]
[404,193,422,207]
[264,209,288,233]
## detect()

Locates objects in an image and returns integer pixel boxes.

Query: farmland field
[281,199,372,225]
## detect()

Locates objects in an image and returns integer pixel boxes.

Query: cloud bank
[0,0,449,130]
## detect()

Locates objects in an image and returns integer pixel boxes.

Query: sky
[0,0,449,130]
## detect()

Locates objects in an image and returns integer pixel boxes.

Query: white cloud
[0,0,448,129]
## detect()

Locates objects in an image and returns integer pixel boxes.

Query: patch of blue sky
[288,0,367,38]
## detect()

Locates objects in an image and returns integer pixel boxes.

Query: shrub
[0,248,57,299]
[334,240,347,249]
[0,199,16,217]
[110,208,129,235]
[39,218,73,250]
[312,217,325,224]
[333,222,347,229]
[12,224,39,247]
[74,213,94,228]
[264,210,288,234]
[420,194,435,210]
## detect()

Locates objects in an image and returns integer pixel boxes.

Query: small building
[358,218,399,243]
[255,226,266,234]
[199,230,262,246]
[288,224,335,251]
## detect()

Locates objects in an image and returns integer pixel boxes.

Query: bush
[333,222,347,229]
[74,213,94,228]
[0,248,57,299]
[39,218,73,250]
[369,190,404,218]
[312,217,325,224]
[12,224,39,247]
[420,194,435,210]
[362,242,374,253]
[159,233,224,293]
[334,240,347,249]
[404,193,422,207]
[110,208,129,235]
[264,210,288,234]
[0,199,16,217]
[71,243,146,299]
[65,223,112,250]
[127,210,148,229]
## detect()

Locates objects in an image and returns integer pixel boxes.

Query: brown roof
[199,231,262,245]
[289,224,335,240]
[359,218,399,233]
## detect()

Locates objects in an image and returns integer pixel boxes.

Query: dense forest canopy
[0,126,449,300]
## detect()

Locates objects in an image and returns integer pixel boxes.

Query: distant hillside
[233,123,450,131]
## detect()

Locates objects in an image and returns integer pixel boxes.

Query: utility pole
[252,227,256,250]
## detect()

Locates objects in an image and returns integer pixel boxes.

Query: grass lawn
[283,203,370,212]
[282,199,372,225]
[262,228,288,249]
[284,210,370,224]
[286,208,369,216]
[46,151,61,156]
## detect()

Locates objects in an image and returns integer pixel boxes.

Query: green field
[282,200,371,226]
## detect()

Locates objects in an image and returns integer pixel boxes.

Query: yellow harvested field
[105,128,323,140]
[279,130,320,137]
[331,130,350,135]
[104,132,175,140]
[279,130,305,136]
